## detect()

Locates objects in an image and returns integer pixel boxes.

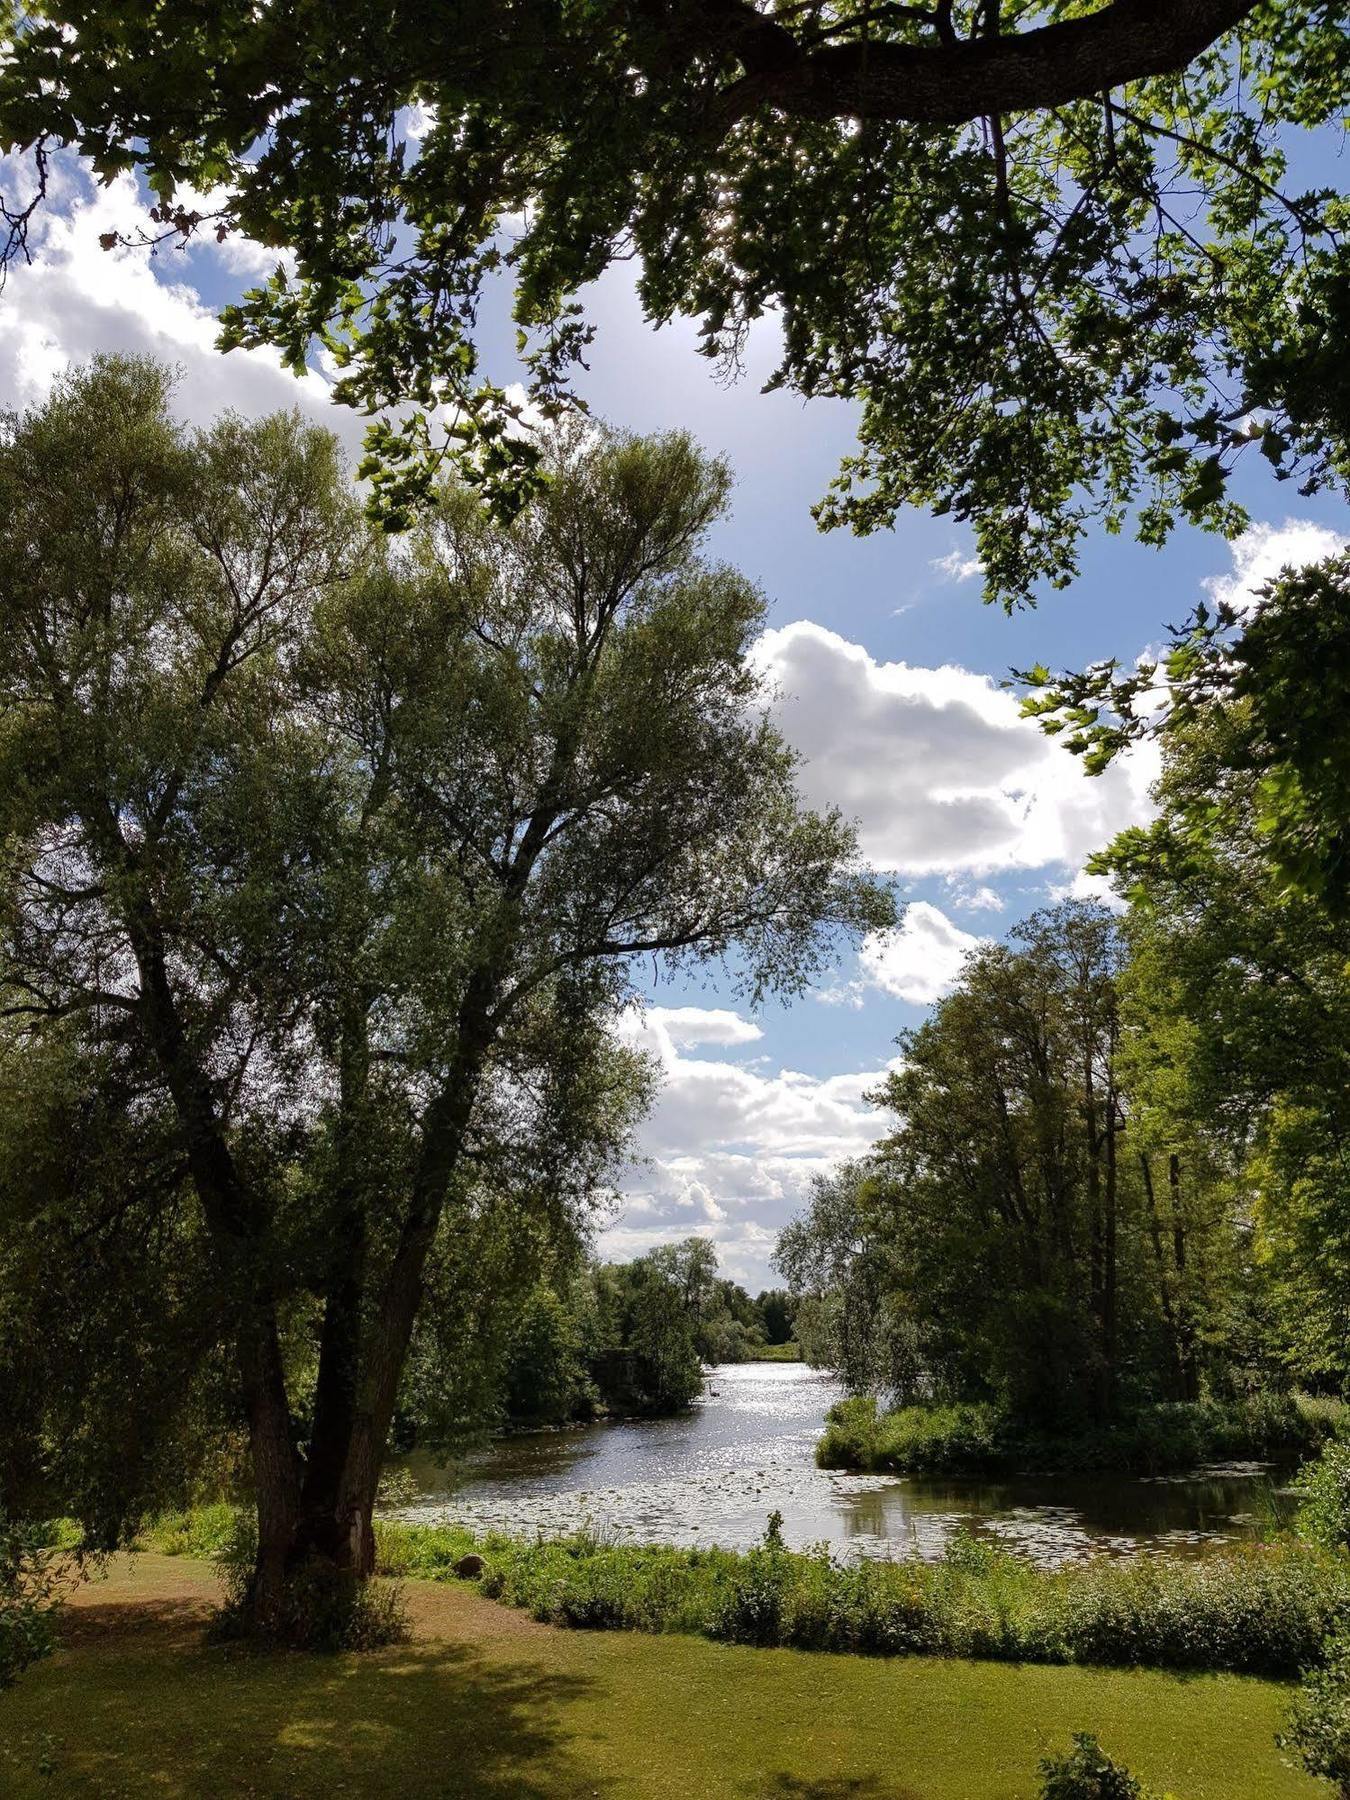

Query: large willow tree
[0,357,888,1632]
[2,3,1349,598]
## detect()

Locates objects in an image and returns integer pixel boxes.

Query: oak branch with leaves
[2,1,1348,600]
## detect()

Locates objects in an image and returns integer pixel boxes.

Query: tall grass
[370,1516,1350,1677]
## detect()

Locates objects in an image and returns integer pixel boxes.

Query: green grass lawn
[0,1554,1321,1799]
[746,1343,801,1362]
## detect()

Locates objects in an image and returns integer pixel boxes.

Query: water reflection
[392,1362,1296,1567]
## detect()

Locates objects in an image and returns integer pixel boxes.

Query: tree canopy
[3,3,1349,597]
[0,356,889,1633]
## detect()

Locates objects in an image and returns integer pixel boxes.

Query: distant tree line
[401,1236,796,1447]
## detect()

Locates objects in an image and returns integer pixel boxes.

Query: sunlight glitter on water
[392,1362,1294,1567]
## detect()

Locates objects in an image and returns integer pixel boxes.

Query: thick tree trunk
[294,993,373,1573]
[294,1225,368,1569]
[1101,1087,1118,1416]
[1142,1151,1189,1401]
[1168,1152,1200,1403]
[122,887,302,1620]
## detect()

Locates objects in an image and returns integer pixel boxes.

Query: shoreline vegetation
[815,1393,1347,1479]
[137,1502,1350,1681]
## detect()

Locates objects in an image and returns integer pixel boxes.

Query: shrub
[1038,1734,1152,1800]
[710,1513,792,1646]
[1298,1440,1350,1551]
[148,1502,241,1559]
[373,1465,422,1513]
[1280,1631,1350,1797]
[817,1392,1340,1478]
[0,1515,64,1690]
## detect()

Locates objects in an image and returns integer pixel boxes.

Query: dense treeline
[780,633,1350,1461]
[401,1236,796,1446]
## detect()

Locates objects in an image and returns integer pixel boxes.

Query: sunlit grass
[0,1555,1320,1798]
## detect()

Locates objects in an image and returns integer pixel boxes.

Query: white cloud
[858,902,984,1004]
[946,881,1003,914]
[754,620,1157,877]
[1047,868,1123,912]
[0,156,355,444]
[609,1005,894,1285]
[642,1006,763,1050]
[1204,517,1346,614]
[932,548,984,583]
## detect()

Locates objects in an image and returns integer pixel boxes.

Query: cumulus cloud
[859,902,984,1004]
[1204,517,1346,614]
[1047,868,1124,912]
[754,621,1157,877]
[0,156,354,443]
[946,881,1004,914]
[642,1006,764,1049]
[608,1005,894,1285]
[932,547,984,583]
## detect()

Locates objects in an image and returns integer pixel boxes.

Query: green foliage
[1038,1735,1153,1800]
[4,4,1348,601]
[1280,1630,1350,1797]
[1297,1442,1350,1552]
[0,1516,63,1691]
[819,1393,1340,1478]
[0,359,887,1605]
[592,1253,706,1417]
[781,903,1252,1426]
[1101,701,1350,1395]
[147,1504,241,1561]
[362,1516,1350,1679]
[502,1282,597,1429]
[754,1289,794,1347]
[1028,555,1350,913]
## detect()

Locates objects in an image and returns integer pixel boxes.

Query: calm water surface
[394,1362,1295,1566]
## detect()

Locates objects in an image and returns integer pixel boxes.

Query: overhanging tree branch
[709,0,1259,129]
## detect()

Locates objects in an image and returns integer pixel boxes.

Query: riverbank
[0,1553,1318,1798]
[364,1516,1350,1677]
[817,1394,1345,1479]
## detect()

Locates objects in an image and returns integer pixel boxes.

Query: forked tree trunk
[261,1016,498,1608]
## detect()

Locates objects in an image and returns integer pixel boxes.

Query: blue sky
[2,150,1345,1289]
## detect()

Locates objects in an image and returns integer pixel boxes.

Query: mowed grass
[0,1555,1321,1800]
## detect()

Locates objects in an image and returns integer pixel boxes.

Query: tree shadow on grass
[750,1777,922,1799]
[59,1594,216,1651]
[22,1617,619,1799]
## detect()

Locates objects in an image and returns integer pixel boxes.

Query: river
[392,1361,1296,1567]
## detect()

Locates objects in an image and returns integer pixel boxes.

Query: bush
[817,1392,1341,1478]
[0,1515,64,1690]
[147,1501,241,1559]
[1038,1734,1153,1800]
[1280,1631,1350,1797]
[1297,1440,1350,1551]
